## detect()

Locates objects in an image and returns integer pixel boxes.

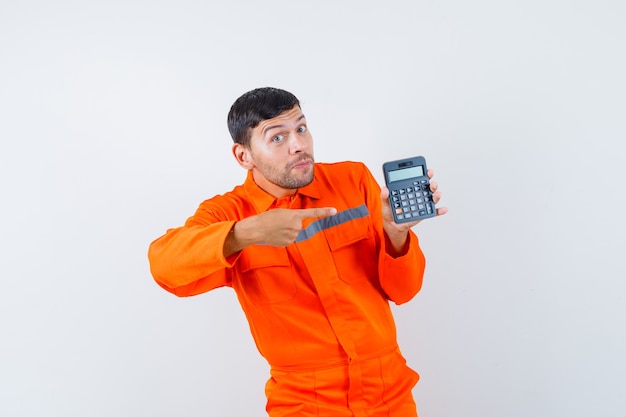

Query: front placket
[295,233,369,417]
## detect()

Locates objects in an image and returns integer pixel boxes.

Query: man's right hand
[224,207,337,256]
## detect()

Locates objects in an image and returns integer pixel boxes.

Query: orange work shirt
[148,161,426,413]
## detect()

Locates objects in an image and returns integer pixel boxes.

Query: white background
[1,1,625,416]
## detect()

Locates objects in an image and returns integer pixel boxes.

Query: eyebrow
[263,114,306,135]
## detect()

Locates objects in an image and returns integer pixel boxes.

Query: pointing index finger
[299,207,337,219]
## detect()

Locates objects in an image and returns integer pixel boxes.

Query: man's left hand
[381,168,448,253]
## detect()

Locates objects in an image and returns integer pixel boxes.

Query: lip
[291,159,313,169]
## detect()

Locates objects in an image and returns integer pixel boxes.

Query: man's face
[236,106,315,197]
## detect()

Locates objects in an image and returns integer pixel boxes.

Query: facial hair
[252,153,315,190]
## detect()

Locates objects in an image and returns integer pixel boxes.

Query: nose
[289,132,307,154]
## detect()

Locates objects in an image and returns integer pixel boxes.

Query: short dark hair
[227,87,300,147]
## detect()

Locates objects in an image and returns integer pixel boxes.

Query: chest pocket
[237,245,296,305]
[324,215,377,284]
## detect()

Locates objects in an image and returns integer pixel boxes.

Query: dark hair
[227,87,300,146]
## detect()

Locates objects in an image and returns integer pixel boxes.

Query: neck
[251,170,297,199]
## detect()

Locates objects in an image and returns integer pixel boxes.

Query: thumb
[298,207,337,219]
[380,186,390,200]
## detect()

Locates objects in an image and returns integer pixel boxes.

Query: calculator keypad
[390,179,435,221]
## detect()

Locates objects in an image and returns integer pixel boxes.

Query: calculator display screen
[387,166,424,183]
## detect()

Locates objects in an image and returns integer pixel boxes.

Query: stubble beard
[258,154,315,190]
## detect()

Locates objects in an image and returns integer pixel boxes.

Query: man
[148,87,447,416]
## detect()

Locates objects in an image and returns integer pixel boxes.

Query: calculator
[382,156,436,223]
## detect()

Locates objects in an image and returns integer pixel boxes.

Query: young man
[148,87,446,416]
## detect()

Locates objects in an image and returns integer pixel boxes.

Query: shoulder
[314,160,375,184]
[190,184,248,223]
[312,161,380,197]
[315,160,370,177]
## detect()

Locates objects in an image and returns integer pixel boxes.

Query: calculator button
[395,208,403,214]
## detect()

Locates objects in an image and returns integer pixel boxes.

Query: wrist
[224,218,256,257]
[384,227,410,257]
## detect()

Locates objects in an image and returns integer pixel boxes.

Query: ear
[232,143,254,170]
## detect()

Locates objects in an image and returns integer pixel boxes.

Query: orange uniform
[148,161,426,416]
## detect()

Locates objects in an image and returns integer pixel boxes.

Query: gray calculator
[383,156,436,223]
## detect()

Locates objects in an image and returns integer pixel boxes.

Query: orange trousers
[265,349,419,417]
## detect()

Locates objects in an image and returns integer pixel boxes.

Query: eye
[297,125,307,133]
[271,134,285,143]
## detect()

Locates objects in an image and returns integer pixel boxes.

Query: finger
[380,186,389,199]
[436,206,448,216]
[427,168,434,179]
[429,180,438,193]
[431,190,442,204]
[298,207,337,219]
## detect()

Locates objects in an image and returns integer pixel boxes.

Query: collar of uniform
[243,168,321,213]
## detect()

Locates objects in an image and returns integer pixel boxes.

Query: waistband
[269,345,400,373]
[267,345,410,417]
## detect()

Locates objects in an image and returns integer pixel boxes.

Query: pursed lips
[290,158,313,170]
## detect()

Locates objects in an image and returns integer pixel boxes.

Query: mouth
[290,158,313,170]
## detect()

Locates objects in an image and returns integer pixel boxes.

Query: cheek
[303,135,314,150]
[253,152,282,172]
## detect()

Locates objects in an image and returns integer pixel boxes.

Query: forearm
[222,216,265,257]
[378,231,425,304]
[148,221,236,291]
[383,225,411,257]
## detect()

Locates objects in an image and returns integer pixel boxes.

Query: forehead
[254,106,305,135]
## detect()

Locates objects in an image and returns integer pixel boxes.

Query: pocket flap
[240,244,290,272]
[324,215,373,251]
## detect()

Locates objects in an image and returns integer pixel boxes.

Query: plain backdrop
[1,1,625,416]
